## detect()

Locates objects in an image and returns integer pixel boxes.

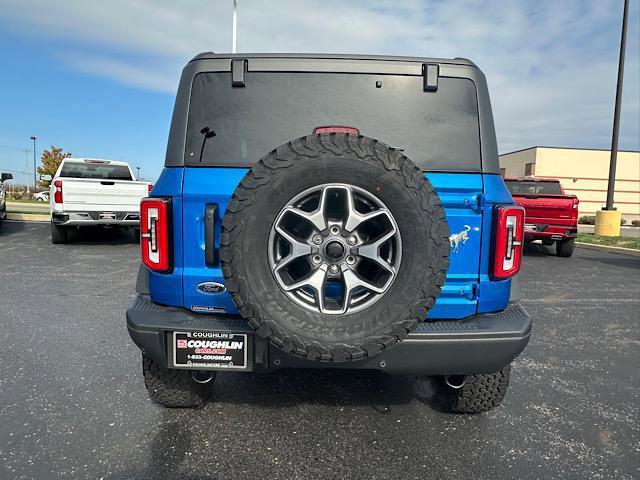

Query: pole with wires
[232,0,238,53]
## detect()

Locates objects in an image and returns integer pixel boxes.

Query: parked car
[33,191,49,202]
[48,158,152,244]
[505,177,579,257]
[0,172,13,229]
[126,53,531,413]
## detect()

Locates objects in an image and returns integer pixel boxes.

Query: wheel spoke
[357,228,397,273]
[273,224,313,273]
[282,264,327,293]
[282,186,329,232]
[342,265,386,303]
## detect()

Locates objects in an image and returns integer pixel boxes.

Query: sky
[0,0,638,185]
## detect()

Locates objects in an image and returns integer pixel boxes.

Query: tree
[37,146,71,188]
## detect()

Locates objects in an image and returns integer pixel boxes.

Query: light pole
[595,0,629,237]
[30,136,37,189]
[136,166,141,180]
[232,0,238,53]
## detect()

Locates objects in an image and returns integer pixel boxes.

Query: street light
[30,136,37,189]
[136,166,141,180]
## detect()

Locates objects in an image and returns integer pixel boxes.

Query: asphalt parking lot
[1,221,638,480]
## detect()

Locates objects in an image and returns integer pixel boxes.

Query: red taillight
[313,126,360,135]
[53,180,63,204]
[491,205,525,280]
[140,198,172,273]
[571,197,579,221]
[148,184,153,193]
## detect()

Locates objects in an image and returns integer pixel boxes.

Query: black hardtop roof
[190,52,476,67]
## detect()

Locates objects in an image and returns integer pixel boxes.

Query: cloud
[58,52,180,93]
[0,0,638,151]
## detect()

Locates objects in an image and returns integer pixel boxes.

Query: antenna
[232,0,238,53]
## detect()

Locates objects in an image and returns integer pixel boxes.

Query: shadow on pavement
[64,226,139,246]
[208,369,449,412]
[523,242,554,257]
[0,219,31,237]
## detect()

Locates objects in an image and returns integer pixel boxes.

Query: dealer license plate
[171,331,248,370]
[99,212,116,220]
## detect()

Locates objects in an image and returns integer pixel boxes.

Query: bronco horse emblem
[449,225,471,253]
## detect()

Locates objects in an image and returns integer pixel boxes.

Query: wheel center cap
[325,241,345,260]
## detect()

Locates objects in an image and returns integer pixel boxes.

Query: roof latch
[231,59,247,87]
[422,63,439,92]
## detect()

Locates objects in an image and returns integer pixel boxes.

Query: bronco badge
[196,282,226,294]
[449,225,471,253]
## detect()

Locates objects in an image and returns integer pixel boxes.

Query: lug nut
[347,235,357,246]
[312,254,322,264]
[329,225,340,236]
[312,235,323,245]
[346,255,356,265]
[329,264,339,274]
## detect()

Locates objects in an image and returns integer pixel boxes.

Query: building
[499,146,640,222]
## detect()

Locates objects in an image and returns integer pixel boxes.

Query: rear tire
[444,365,511,413]
[556,238,575,257]
[51,222,68,244]
[142,353,213,408]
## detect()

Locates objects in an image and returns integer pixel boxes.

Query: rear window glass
[505,180,563,195]
[186,72,481,171]
[59,162,132,180]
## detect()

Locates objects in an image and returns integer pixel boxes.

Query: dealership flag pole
[232,0,238,53]
[595,0,628,236]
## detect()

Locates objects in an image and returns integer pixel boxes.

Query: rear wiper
[199,126,217,162]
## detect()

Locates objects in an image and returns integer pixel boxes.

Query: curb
[6,213,50,222]
[576,242,640,258]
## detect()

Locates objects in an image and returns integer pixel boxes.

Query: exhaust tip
[191,371,215,384]
[444,375,466,389]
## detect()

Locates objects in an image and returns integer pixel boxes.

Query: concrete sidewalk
[578,224,640,238]
[7,201,50,214]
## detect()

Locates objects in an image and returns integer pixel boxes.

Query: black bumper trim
[126,295,531,375]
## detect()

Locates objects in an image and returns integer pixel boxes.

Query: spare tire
[220,133,449,362]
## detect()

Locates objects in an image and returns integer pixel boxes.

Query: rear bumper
[52,211,140,226]
[525,223,577,241]
[126,295,532,375]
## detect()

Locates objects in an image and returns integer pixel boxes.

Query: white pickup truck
[49,158,151,244]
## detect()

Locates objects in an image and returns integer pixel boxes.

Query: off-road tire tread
[142,354,210,408]
[220,133,449,363]
[448,365,511,413]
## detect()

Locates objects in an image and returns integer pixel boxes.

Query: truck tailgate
[61,179,148,211]
[512,194,575,222]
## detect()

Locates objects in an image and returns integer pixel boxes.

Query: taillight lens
[140,198,172,273]
[313,126,360,135]
[53,180,63,204]
[492,205,525,279]
[571,197,579,221]
[148,184,153,193]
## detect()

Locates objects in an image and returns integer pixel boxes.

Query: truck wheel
[444,365,511,413]
[50,222,68,244]
[221,133,450,363]
[556,238,575,257]
[142,353,213,408]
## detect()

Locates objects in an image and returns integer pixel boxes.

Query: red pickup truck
[505,177,579,257]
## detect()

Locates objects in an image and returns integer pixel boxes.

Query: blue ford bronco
[126,53,531,413]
